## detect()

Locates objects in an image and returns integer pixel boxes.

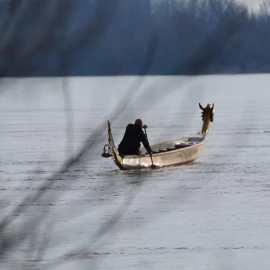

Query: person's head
[134,118,142,127]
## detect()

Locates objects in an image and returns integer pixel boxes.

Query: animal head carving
[199,103,214,122]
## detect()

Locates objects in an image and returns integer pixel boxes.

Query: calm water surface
[0,75,270,270]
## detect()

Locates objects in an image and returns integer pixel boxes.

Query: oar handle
[144,128,151,143]
[144,127,154,164]
[143,128,158,169]
[143,127,148,140]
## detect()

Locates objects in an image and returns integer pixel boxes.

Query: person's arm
[140,129,152,154]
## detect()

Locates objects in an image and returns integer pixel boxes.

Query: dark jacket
[118,124,152,155]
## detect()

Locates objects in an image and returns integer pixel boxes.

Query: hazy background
[1,0,270,76]
[237,0,262,10]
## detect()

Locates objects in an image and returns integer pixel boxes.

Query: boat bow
[199,103,214,135]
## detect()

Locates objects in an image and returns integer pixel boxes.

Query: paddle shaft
[143,128,154,166]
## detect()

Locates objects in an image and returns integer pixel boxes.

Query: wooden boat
[102,103,214,170]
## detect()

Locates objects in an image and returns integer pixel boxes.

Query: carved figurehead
[199,103,214,135]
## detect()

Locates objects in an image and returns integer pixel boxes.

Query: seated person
[118,119,152,155]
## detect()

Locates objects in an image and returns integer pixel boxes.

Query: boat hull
[120,138,206,170]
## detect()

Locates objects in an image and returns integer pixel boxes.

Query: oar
[144,128,158,169]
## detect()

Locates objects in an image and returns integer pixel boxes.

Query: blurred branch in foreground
[0,32,158,269]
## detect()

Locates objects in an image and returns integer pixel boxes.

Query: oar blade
[151,164,160,169]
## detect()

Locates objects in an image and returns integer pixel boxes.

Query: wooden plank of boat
[102,103,214,170]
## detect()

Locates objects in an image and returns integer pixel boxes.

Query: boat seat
[175,144,190,149]
[188,137,203,142]
[175,142,193,148]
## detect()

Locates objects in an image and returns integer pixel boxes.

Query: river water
[0,75,270,270]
